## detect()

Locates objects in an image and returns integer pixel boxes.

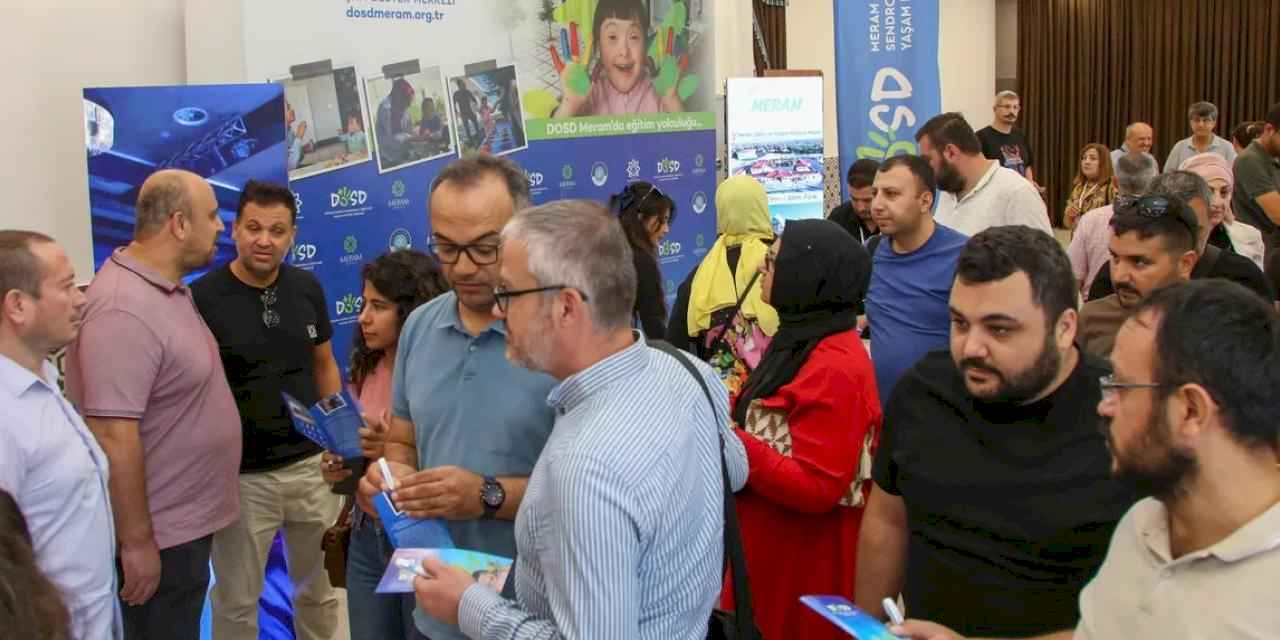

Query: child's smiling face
[599,17,646,94]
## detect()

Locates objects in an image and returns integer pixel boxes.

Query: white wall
[783,0,997,156]
[0,1,187,280]
[995,0,1019,82]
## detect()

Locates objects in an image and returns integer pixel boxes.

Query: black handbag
[650,341,763,640]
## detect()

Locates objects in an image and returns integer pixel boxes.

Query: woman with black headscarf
[720,219,882,640]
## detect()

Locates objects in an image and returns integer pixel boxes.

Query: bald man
[66,169,243,638]
[1110,122,1160,172]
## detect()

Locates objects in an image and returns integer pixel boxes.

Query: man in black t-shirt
[828,158,881,244]
[191,180,345,640]
[855,226,1133,638]
[977,91,1038,187]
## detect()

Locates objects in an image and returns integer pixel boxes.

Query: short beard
[506,309,555,373]
[937,158,967,194]
[1106,401,1197,501]
[961,330,1062,404]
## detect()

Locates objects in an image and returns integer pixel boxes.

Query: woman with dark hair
[1231,120,1264,154]
[0,490,71,640]
[720,219,881,640]
[319,249,448,640]
[610,181,675,337]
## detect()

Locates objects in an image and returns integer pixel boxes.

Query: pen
[395,557,430,579]
[882,597,905,626]
[378,457,397,492]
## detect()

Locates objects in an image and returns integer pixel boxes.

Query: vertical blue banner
[834,0,941,200]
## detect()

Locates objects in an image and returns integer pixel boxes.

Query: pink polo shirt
[66,249,241,550]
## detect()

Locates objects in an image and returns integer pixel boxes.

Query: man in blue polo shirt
[358,154,556,640]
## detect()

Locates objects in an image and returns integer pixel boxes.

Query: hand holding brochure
[375,548,513,594]
[799,596,902,639]
[281,390,364,460]
[373,458,456,549]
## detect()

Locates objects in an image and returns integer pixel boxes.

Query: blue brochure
[281,390,364,460]
[375,547,513,594]
[799,596,902,639]
[373,491,456,550]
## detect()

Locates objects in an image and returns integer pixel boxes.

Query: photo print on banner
[449,63,529,156]
[364,62,457,174]
[274,64,373,181]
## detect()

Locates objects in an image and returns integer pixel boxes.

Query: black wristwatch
[481,476,506,519]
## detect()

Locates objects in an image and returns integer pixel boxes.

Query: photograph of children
[365,66,455,174]
[376,548,514,595]
[522,0,709,119]
[316,392,347,415]
[448,65,528,156]
[275,66,371,181]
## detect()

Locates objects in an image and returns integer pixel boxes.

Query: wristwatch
[481,476,506,519]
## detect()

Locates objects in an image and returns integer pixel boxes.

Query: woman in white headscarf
[1180,152,1266,270]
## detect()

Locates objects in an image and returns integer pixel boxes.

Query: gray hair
[501,200,636,332]
[431,153,531,209]
[134,172,191,238]
[1188,101,1218,121]
[0,230,54,301]
[1114,152,1159,195]
[1147,170,1213,208]
[995,90,1019,104]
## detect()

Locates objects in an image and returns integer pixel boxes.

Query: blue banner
[834,0,941,200]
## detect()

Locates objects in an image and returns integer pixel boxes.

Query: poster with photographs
[448,64,528,156]
[275,65,372,181]
[365,64,456,174]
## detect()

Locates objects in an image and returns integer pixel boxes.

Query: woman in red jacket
[722,218,882,639]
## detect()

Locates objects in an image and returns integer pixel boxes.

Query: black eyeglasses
[261,286,280,328]
[1099,374,1168,401]
[492,284,589,313]
[1115,195,1198,237]
[428,240,500,265]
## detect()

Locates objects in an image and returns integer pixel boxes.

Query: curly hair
[0,491,70,640]
[349,250,450,390]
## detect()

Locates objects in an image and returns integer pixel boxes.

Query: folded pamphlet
[281,390,364,459]
[799,596,901,639]
[376,547,513,594]
[373,490,457,549]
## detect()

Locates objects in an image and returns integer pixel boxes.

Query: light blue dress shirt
[0,354,121,640]
[392,292,558,640]
[457,335,749,640]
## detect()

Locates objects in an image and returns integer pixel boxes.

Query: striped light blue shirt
[457,335,748,639]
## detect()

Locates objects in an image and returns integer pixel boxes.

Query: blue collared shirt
[392,292,558,640]
[0,354,121,640]
[457,335,749,640]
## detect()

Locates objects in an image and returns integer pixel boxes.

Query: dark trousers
[118,534,213,640]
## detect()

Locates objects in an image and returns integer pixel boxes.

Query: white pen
[882,597,905,626]
[378,457,397,492]
[395,557,429,579]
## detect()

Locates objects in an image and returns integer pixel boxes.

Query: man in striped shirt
[412,199,749,639]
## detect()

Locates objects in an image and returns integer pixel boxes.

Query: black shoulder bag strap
[649,340,759,640]
[702,270,762,359]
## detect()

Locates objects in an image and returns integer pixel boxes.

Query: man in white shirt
[0,230,121,640]
[915,112,1051,236]
[889,280,1280,640]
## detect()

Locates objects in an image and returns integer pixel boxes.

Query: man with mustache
[891,280,1280,640]
[856,226,1133,638]
[1078,194,1199,359]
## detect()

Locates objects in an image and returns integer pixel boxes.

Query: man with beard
[357,154,556,640]
[1078,195,1198,358]
[409,200,748,638]
[891,280,1280,640]
[916,112,1051,237]
[1232,102,1280,259]
[828,158,881,244]
[855,225,1133,638]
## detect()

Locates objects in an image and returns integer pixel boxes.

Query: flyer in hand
[281,389,364,459]
[376,548,514,594]
[799,596,902,639]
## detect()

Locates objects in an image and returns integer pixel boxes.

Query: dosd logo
[335,293,364,316]
[331,187,368,208]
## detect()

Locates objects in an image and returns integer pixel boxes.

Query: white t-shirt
[934,160,1052,236]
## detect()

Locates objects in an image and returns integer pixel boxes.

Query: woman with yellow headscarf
[666,176,779,393]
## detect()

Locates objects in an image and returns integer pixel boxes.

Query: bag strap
[649,340,757,640]
[704,269,762,358]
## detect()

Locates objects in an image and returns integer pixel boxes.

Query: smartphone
[799,595,902,639]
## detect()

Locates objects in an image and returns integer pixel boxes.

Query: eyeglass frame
[1099,373,1170,401]
[427,240,501,265]
[1113,195,1198,239]
[492,284,590,313]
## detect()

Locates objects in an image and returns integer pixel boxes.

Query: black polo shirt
[1086,244,1275,302]
[192,264,332,472]
[873,350,1133,638]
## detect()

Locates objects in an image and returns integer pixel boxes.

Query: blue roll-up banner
[834,0,941,201]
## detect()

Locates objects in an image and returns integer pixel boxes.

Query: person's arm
[457,456,641,639]
[663,270,695,352]
[1066,216,1091,289]
[854,483,909,618]
[84,416,161,606]
[891,620,1074,640]
[1025,165,1036,185]
[1255,191,1280,227]
[312,341,342,397]
[1164,144,1180,175]
[734,356,869,513]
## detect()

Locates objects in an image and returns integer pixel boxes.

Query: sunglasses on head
[1114,195,1197,237]
[615,184,664,216]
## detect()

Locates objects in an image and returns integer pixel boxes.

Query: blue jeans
[346,512,427,640]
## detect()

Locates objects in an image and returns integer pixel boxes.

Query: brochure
[376,547,513,594]
[281,389,364,460]
[373,491,456,549]
[799,596,902,639]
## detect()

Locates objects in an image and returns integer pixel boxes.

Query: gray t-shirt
[1232,140,1280,241]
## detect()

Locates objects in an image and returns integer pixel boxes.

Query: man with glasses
[856,226,1132,638]
[892,280,1280,640]
[190,180,345,640]
[1078,194,1198,359]
[67,169,242,639]
[357,154,556,640]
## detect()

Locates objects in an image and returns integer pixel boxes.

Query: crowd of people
[0,99,1278,640]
